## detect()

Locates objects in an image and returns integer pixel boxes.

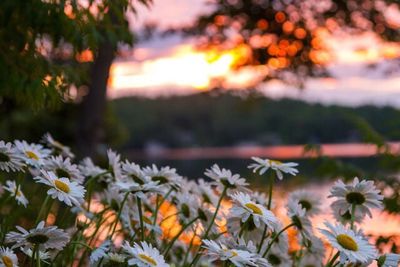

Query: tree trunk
[77,41,116,158]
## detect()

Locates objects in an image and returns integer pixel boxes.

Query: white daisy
[143,164,182,190]
[14,140,50,167]
[78,158,110,184]
[287,190,321,216]
[248,157,298,180]
[21,247,51,261]
[115,179,162,199]
[90,240,111,264]
[286,202,313,238]
[42,133,74,158]
[262,246,292,267]
[45,155,84,183]
[34,170,85,207]
[122,161,148,184]
[319,222,377,264]
[377,253,400,267]
[174,190,201,223]
[194,179,219,206]
[298,235,325,264]
[204,164,249,193]
[329,177,383,219]
[0,246,18,267]
[332,204,364,225]
[6,221,70,251]
[0,141,25,172]
[230,192,279,229]
[122,241,169,267]
[107,149,122,180]
[3,180,29,207]
[202,240,265,267]
[107,253,126,264]
[122,210,162,237]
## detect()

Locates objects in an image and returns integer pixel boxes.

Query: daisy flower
[107,253,126,265]
[332,204,364,225]
[262,246,292,267]
[204,164,249,193]
[202,240,267,267]
[34,170,85,207]
[0,141,25,172]
[122,241,169,267]
[6,221,70,251]
[143,164,182,190]
[319,222,377,264]
[377,253,400,267]
[21,247,51,261]
[329,177,383,219]
[45,155,84,183]
[230,192,279,229]
[3,180,29,207]
[42,133,74,158]
[298,235,325,264]
[248,157,298,180]
[0,246,18,267]
[174,190,201,223]
[107,149,122,180]
[90,240,111,264]
[286,202,313,238]
[287,190,321,216]
[122,161,148,184]
[79,158,108,178]
[14,140,50,167]
[115,179,162,199]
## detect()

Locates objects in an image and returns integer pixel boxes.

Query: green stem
[153,188,174,225]
[203,186,227,239]
[189,186,228,267]
[110,192,130,238]
[325,251,340,267]
[163,216,200,256]
[137,197,145,241]
[35,195,50,224]
[257,225,268,253]
[350,204,356,230]
[267,173,274,210]
[262,223,296,257]
[36,246,41,267]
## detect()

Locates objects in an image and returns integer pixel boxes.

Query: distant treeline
[112,90,400,149]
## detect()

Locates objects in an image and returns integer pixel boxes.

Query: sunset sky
[107,0,400,107]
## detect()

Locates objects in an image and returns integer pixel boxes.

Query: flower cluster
[0,135,398,267]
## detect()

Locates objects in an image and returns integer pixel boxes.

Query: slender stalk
[110,192,130,238]
[35,195,50,224]
[163,216,200,256]
[153,188,174,225]
[262,223,296,257]
[189,186,228,267]
[257,225,268,253]
[267,172,274,210]
[137,197,145,241]
[350,204,356,230]
[325,251,340,267]
[36,246,41,267]
[203,186,227,239]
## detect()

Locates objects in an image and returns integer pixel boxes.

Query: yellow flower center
[270,160,282,165]
[26,151,39,160]
[138,254,157,266]
[54,179,70,193]
[336,234,358,251]
[15,190,21,197]
[2,255,13,267]
[245,203,263,215]
[223,249,238,258]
